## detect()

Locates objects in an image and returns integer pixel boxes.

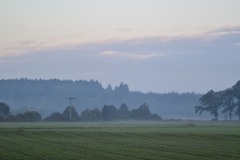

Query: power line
[66,97,77,120]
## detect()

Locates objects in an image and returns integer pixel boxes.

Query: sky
[0,0,240,93]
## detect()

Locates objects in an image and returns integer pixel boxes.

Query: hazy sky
[0,0,240,93]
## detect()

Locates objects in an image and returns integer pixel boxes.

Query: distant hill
[0,78,202,119]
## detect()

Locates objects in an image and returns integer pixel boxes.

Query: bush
[45,112,65,121]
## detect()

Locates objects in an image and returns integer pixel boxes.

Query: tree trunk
[225,113,227,120]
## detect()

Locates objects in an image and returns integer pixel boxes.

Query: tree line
[0,102,41,122]
[0,102,161,122]
[45,103,162,121]
[195,80,240,120]
[0,78,201,119]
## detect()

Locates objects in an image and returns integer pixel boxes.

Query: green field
[0,121,240,160]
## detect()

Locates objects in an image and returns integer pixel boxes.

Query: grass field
[0,121,240,160]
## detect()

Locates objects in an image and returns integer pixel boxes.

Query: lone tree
[195,90,221,120]
[0,102,10,117]
[101,105,118,121]
[118,103,129,119]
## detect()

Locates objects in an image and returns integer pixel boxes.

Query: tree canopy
[79,103,161,121]
[0,102,10,117]
[196,80,240,120]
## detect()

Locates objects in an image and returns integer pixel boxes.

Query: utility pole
[66,98,77,121]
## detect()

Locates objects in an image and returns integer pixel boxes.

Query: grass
[0,121,240,160]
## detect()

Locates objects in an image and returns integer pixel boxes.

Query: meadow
[0,121,240,160]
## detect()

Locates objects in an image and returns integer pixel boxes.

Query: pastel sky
[0,0,240,93]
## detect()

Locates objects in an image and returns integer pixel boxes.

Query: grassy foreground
[0,121,240,160]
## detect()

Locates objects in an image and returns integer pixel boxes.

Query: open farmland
[0,121,240,160]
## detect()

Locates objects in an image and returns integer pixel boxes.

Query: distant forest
[0,78,201,119]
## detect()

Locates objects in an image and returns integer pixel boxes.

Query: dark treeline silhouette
[0,102,41,122]
[0,102,161,122]
[195,80,240,121]
[0,78,201,119]
[45,103,161,122]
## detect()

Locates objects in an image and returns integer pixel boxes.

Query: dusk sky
[0,0,240,93]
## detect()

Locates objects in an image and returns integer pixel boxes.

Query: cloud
[128,54,158,60]
[100,50,118,56]
[116,28,131,32]
[0,26,240,93]
[1,26,240,64]
[209,26,240,35]
[0,40,56,59]
[100,50,165,60]
[1,26,239,60]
